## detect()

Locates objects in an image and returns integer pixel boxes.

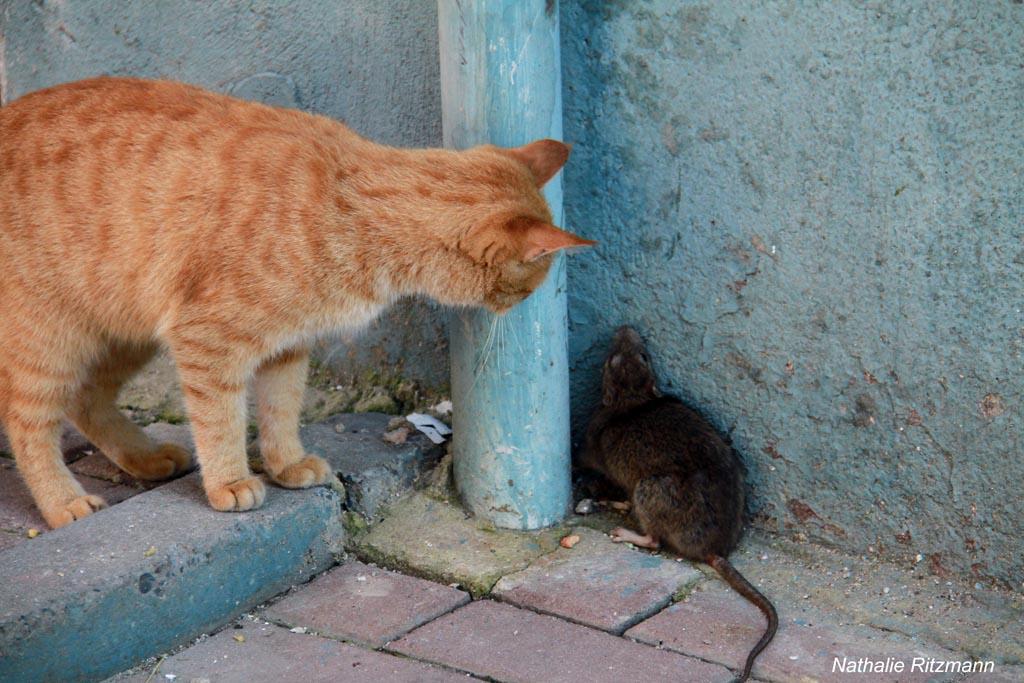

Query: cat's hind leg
[253,347,331,489]
[67,341,193,481]
[1,328,105,528]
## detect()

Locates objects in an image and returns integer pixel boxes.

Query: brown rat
[579,325,777,683]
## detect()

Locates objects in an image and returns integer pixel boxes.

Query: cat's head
[430,139,595,313]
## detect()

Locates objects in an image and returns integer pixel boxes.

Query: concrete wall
[561,0,1022,586]
[0,0,449,390]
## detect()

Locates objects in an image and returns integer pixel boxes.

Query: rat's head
[414,140,595,314]
[601,326,661,409]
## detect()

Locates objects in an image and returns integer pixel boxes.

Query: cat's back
[0,77,351,322]
[1,78,349,180]
[0,77,348,250]
[0,76,327,142]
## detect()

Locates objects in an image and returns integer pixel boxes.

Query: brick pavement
[109,541,1009,683]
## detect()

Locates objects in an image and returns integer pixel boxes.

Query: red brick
[69,453,139,485]
[390,599,733,683]
[964,663,1024,682]
[108,619,467,682]
[0,530,24,553]
[0,462,143,535]
[493,526,702,633]
[626,580,960,683]
[68,423,193,486]
[0,424,92,460]
[262,561,469,647]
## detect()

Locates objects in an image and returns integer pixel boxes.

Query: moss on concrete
[352,492,566,597]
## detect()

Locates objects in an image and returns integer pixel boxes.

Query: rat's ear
[510,217,596,262]
[601,356,621,406]
[506,139,572,187]
[602,381,620,407]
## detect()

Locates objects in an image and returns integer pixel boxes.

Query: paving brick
[262,560,469,647]
[390,599,733,683]
[355,492,564,596]
[493,526,702,634]
[964,663,1024,682]
[0,462,142,535]
[68,423,195,486]
[0,423,92,460]
[626,579,962,683]
[68,453,140,485]
[0,530,24,552]
[107,619,469,683]
[0,463,46,531]
[727,532,1024,665]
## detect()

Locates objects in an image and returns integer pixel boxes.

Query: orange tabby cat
[0,77,593,528]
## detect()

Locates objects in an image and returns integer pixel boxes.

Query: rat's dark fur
[579,326,778,682]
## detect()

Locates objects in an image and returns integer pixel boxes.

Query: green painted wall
[561,0,1022,587]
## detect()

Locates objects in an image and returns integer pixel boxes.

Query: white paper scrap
[406,413,452,444]
[431,399,453,416]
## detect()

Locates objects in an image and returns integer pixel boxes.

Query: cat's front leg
[169,340,265,511]
[253,346,331,489]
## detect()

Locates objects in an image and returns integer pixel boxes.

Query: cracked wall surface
[2,0,449,390]
[561,0,1022,586]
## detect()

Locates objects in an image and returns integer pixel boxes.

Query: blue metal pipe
[439,0,571,529]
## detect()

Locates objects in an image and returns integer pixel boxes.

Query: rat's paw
[124,443,194,481]
[268,455,332,489]
[207,476,266,511]
[609,527,661,549]
[45,494,108,529]
[609,527,630,543]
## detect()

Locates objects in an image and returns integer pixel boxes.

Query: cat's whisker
[507,312,525,356]
[498,315,508,378]
[468,314,499,397]
[479,314,499,373]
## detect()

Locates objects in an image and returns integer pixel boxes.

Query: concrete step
[0,412,442,683]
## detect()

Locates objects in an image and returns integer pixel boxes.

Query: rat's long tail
[707,554,778,682]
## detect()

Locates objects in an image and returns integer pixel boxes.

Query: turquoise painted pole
[439,0,571,529]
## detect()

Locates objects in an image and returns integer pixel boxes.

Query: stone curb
[0,473,344,683]
[299,412,444,521]
[0,412,440,683]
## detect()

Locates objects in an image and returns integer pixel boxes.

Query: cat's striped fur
[0,77,591,527]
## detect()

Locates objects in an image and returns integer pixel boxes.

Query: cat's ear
[507,139,572,187]
[511,217,596,262]
[461,216,594,265]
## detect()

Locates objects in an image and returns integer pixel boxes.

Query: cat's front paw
[45,494,108,529]
[268,455,332,489]
[124,443,194,481]
[207,476,266,511]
